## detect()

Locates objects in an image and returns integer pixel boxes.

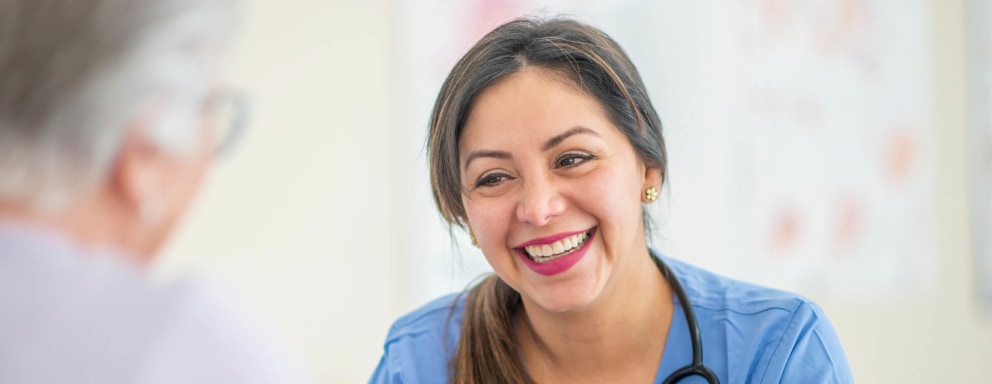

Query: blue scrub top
[370,256,853,383]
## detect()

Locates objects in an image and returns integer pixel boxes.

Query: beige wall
[157,0,992,382]
[158,1,396,382]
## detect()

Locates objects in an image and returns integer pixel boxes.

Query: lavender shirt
[0,224,311,384]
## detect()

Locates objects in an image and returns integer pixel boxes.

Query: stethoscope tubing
[653,255,720,384]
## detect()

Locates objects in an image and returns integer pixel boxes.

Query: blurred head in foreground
[0,3,314,383]
[0,0,242,263]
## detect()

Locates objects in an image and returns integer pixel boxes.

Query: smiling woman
[458,67,662,320]
[371,17,854,384]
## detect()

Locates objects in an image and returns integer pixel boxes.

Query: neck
[517,247,673,382]
[0,197,153,267]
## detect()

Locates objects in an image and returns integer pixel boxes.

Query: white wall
[156,0,992,382]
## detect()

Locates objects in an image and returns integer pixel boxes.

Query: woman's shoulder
[662,255,813,316]
[371,293,466,383]
[384,293,466,344]
[661,255,853,383]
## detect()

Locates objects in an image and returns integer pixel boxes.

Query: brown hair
[427,17,667,383]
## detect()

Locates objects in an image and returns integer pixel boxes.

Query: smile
[514,228,596,276]
[523,230,591,263]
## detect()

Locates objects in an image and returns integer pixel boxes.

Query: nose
[515,177,566,226]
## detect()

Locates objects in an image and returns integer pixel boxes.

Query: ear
[640,161,663,203]
[110,122,167,223]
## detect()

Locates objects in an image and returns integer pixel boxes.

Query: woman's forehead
[461,69,609,142]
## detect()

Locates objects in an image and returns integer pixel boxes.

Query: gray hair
[0,0,240,211]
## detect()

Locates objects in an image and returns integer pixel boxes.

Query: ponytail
[450,275,534,384]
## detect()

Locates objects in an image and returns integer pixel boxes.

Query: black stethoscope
[651,254,720,384]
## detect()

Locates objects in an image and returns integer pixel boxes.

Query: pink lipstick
[516,228,595,276]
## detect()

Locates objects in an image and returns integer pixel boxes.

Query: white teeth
[523,231,591,263]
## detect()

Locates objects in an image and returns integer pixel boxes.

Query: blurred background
[155,0,992,382]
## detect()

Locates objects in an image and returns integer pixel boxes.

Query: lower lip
[517,230,595,276]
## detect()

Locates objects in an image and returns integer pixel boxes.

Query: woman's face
[459,68,660,313]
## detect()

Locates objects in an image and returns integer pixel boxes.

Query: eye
[475,172,513,188]
[556,152,593,168]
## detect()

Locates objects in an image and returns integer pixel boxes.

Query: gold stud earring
[470,234,479,247]
[644,186,659,202]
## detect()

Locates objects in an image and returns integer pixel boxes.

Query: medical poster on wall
[392,0,936,306]
[705,0,936,300]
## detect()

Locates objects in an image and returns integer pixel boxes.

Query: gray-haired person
[0,1,310,383]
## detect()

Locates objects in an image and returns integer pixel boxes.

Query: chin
[525,277,605,314]
[514,242,612,314]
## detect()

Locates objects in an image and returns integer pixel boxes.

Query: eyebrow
[542,126,599,151]
[462,126,600,170]
[463,150,511,171]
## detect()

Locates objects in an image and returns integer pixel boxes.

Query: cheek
[571,166,645,238]
[464,196,509,243]
[463,195,520,273]
[583,166,640,209]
